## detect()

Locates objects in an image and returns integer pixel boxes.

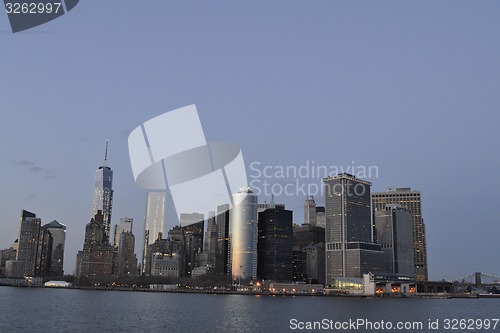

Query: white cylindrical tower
[230,187,258,282]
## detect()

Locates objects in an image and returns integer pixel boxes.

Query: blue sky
[1,1,499,280]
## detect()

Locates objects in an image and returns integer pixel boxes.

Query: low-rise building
[268,282,324,295]
[151,252,182,278]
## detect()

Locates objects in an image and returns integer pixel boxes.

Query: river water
[1,287,499,332]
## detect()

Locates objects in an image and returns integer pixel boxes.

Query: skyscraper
[304,195,317,225]
[204,211,218,261]
[117,231,138,276]
[15,210,58,278]
[374,205,414,277]
[257,199,285,214]
[230,187,258,281]
[293,224,325,250]
[43,220,66,277]
[91,140,114,241]
[192,211,218,276]
[257,205,293,282]
[76,211,114,281]
[114,217,133,249]
[372,188,428,281]
[180,219,204,276]
[303,243,325,285]
[215,204,230,275]
[35,224,53,278]
[315,206,326,229]
[323,173,385,282]
[292,250,307,282]
[142,191,166,274]
[16,210,42,276]
[15,210,57,278]
[293,222,326,286]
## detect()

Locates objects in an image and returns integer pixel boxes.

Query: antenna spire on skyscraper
[104,139,109,166]
[269,194,276,208]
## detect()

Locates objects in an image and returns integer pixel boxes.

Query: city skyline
[1,1,500,281]
[0,144,497,281]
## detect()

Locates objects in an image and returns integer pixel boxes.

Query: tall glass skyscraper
[230,187,258,281]
[43,220,66,277]
[91,141,114,241]
[372,188,428,281]
[17,210,41,276]
[16,210,54,277]
[324,173,385,282]
[142,191,166,274]
[374,205,414,277]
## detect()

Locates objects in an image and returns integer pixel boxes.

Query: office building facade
[257,205,293,282]
[303,243,326,285]
[43,220,66,277]
[215,204,230,275]
[374,205,414,277]
[16,210,40,276]
[293,224,325,250]
[202,211,217,268]
[315,206,326,229]
[16,210,53,277]
[147,233,185,278]
[324,173,385,282]
[114,217,133,249]
[372,188,428,281]
[180,219,204,276]
[142,191,166,274]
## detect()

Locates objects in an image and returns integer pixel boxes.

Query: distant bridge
[417,273,500,294]
[454,272,500,286]
[451,272,500,294]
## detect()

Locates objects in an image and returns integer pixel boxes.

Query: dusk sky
[1,1,499,280]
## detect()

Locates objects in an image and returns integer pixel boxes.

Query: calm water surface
[1,287,499,332]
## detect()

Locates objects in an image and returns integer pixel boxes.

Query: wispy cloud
[14,160,56,179]
[44,172,56,179]
[15,160,35,166]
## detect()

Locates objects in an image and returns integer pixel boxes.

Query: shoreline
[0,284,487,299]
